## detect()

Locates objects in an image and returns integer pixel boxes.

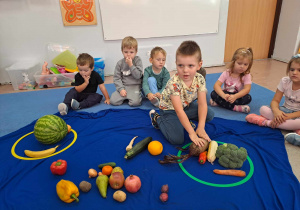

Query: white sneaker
[284,133,300,146]
[150,97,160,107]
[58,103,68,115]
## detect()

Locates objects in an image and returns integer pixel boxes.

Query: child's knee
[148,77,157,84]
[128,99,141,107]
[260,105,271,115]
[206,108,215,122]
[167,136,184,145]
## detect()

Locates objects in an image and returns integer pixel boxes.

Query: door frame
[268,0,283,58]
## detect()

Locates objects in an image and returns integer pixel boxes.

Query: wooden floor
[0,59,299,180]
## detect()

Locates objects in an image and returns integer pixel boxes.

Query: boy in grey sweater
[110,36,143,106]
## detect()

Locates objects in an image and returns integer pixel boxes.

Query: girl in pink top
[210,47,253,113]
[246,55,300,146]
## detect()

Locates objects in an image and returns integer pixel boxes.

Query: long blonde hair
[227,47,253,81]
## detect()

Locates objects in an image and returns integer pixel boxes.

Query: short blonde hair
[77,53,94,69]
[121,36,138,51]
[150,47,167,58]
[176,41,202,62]
[286,55,300,75]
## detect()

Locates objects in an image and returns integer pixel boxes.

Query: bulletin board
[60,0,97,26]
[98,0,221,40]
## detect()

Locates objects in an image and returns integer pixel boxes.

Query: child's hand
[196,128,211,142]
[104,98,110,104]
[147,93,155,100]
[223,93,230,101]
[120,89,127,97]
[125,57,133,67]
[155,92,161,99]
[189,133,207,147]
[273,110,287,125]
[84,75,90,84]
[227,94,237,104]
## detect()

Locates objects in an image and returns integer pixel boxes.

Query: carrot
[213,169,246,177]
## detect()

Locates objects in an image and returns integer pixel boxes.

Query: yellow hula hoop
[11,129,77,160]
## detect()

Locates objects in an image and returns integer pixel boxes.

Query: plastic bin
[5,61,39,90]
[94,57,105,81]
[34,72,77,88]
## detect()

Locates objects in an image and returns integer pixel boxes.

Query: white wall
[0,0,229,84]
[272,0,300,62]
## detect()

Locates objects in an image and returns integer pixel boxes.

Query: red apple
[109,172,125,189]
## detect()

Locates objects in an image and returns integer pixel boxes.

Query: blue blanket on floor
[0,109,299,210]
[0,73,282,137]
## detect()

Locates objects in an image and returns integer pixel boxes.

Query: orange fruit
[148,141,163,155]
[102,165,113,175]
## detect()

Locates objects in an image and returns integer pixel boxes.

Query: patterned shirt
[278,76,300,111]
[159,73,206,110]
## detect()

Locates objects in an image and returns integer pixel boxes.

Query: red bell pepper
[198,151,207,164]
[50,159,67,175]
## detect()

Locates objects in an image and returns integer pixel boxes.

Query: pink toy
[55,64,67,73]
[42,61,50,75]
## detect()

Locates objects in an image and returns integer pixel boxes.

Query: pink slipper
[245,114,267,126]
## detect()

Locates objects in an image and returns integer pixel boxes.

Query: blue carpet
[0,109,299,210]
[0,73,281,137]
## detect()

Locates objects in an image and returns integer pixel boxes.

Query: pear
[111,166,124,174]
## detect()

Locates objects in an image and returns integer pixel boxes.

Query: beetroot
[159,141,209,164]
[161,184,169,193]
[159,193,168,202]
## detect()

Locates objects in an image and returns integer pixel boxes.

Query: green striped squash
[34,115,68,144]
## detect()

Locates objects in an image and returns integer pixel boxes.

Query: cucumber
[98,162,116,169]
[124,137,152,159]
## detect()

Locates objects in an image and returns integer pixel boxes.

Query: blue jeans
[279,106,296,114]
[148,77,159,93]
[157,100,214,144]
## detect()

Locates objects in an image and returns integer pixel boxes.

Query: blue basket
[94,57,105,81]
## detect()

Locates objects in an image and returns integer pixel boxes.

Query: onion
[88,168,98,178]
[124,175,141,193]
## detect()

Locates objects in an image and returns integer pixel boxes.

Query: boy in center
[149,41,214,147]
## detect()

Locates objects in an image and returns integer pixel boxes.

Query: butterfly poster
[59,0,97,26]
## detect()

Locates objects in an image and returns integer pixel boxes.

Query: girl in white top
[246,55,300,146]
[210,47,253,113]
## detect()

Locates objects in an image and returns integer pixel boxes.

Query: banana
[24,145,59,158]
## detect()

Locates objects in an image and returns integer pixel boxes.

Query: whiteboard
[99,0,220,40]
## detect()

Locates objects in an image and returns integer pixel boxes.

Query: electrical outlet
[146,51,151,56]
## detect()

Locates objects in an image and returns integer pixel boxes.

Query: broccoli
[215,143,248,169]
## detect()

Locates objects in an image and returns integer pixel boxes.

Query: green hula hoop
[177,141,254,187]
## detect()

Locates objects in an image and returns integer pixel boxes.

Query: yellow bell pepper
[56,179,79,203]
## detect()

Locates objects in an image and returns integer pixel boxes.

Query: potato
[113,190,126,202]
